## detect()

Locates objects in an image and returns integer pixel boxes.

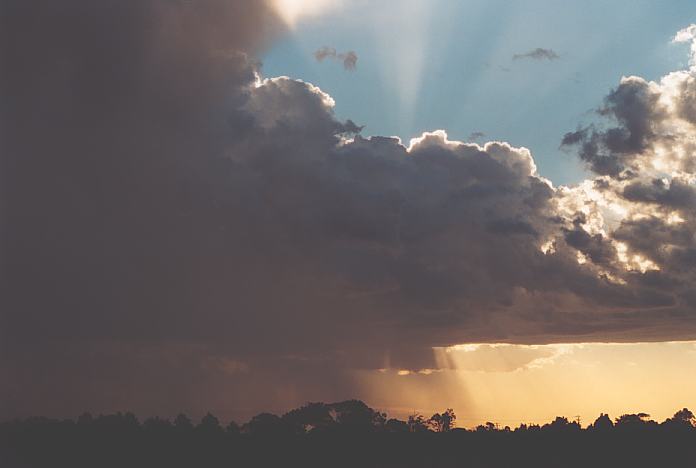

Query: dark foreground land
[3,400,696,467]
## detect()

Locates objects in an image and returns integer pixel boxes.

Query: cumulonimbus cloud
[2,1,696,420]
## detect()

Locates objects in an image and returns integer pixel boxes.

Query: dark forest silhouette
[3,401,696,467]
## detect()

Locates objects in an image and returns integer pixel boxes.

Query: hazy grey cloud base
[1,1,696,419]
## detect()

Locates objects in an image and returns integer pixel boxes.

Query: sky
[263,0,696,185]
[3,0,696,427]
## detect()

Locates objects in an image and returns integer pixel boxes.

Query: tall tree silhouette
[428,409,456,432]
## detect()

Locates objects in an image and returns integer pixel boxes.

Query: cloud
[561,76,666,177]
[341,51,358,70]
[314,46,358,70]
[558,25,696,336]
[513,48,560,61]
[434,344,563,373]
[674,24,696,66]
[467,131,486,141]
[2,2,696,421]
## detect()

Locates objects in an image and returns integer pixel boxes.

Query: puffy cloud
[674,24,696,66]
[561,76,666,177]
[2,2,696,420]
[558,24,696,333]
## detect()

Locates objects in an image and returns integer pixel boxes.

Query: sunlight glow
[616,242,660,273]
[357,342,696,427]
[272,0,343,28]
[540,239,556,254]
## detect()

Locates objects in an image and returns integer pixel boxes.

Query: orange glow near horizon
[354,341,696,428]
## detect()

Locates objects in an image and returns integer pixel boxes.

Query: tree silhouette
[670,408,695,425]
[590,413,614,431]
[428,409,456,432]
[3,403,696,468]
[282,402,335,433]
[242,412,284,436]
[615,412,656,428]
[476,421,498,432]
[385,418,409,433]
[330,400,387,430]
[407,414,428,433]
[543,416,580,432]
[174,414,194,431]
[225,420,241,435]
[197,413,223,434]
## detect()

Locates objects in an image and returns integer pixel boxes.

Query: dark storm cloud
[622,178,696,209]
[512,48,560,61]
[562,227,616,266]
[561,77,666,177]
[3,1,696,421]
[314,46,358,70]
[559,29,696,335]
[0,0,287,419]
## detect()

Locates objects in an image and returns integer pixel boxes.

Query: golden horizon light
[355,341,696,428]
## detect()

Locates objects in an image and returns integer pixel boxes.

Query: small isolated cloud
[314,46,357,70]
[314,46,337,62]
[513,48,560,61]
[341,51,358,70]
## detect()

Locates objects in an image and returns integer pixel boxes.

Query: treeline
[2,400,696,467]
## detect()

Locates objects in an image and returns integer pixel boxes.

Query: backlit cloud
[2,2,696,421]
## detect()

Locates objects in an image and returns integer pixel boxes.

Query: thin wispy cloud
[467,131,486,141]
[513,48,560,61]
[314,46,358,70]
